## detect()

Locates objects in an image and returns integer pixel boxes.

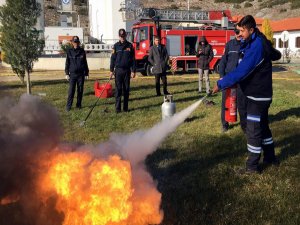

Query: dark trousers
[115,68,131,112]
[245,99,275,171]
[237,85,247,133]
[154,72,168,95]
[67,75,85,109]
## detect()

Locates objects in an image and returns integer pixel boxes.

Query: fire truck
[120,2,238,75]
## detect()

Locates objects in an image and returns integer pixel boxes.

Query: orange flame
[38,150,163,225]
[0,194,20,205]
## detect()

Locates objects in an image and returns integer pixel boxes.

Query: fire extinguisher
[225,85,237,123]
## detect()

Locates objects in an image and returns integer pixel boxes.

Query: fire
[38,150,163,225]
[0,194,20,205]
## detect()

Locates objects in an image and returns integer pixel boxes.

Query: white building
[272,17,300,58]
[44,27,83,54]
[89,0,135,43]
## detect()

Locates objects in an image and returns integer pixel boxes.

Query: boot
[263,143,279,166]
[246,152,261,172]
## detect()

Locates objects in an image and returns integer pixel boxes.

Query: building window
[296,37,300,48]
[273,38,276,48]
[279,39,289,48]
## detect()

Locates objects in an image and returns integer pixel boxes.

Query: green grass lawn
[0,71,299,225]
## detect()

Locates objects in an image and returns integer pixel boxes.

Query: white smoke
[97,99,203,166]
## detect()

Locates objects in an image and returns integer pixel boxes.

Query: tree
[0,0,44,94]
[262,19,274,45]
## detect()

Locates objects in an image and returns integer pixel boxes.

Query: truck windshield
[133,26,149,43]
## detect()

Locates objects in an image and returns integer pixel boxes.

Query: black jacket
[219,38,241,78]
[196,36,214,70]
[65,47,89,76]
[148,44,169,74]
[110,40,136,72]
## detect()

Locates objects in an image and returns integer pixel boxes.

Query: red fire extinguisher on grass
[225,85,237,123]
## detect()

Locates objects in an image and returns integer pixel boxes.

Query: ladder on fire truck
[119,0,234,28]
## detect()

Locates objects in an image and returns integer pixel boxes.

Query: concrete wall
[2,57,111,71]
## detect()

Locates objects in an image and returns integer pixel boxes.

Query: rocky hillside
[140,0,300,20]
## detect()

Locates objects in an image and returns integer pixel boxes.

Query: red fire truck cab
[128,9,237,75]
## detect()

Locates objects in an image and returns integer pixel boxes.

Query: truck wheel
[213,62,220,74]
[146,64,153,76]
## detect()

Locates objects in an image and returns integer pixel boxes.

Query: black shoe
[76,105,82,109]
[66,107,71,112]
[164,91,170,95]
[123,109,130,112]
[157,93,162,96]
[116,110,121,114]
[263,158,280,167]
[235,167,261,175]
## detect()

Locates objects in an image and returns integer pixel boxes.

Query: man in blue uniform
[65,36,89,111]
[219,27,246,133]
[212,15,281,173]
[110,28,136,113]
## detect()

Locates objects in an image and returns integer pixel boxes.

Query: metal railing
[43,38,118,54]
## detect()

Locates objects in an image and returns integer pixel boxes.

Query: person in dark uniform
[65,36,89,111]
[213,15,281,174]
[148,36,170,96]
[219,28,243,132]
[110,28,136,113]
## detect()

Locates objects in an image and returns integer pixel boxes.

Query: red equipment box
[94,80,113,98]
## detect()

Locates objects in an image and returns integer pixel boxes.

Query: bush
[170,4,179,9]
[233,4,242,9]
[46,5,56,10]
[0,51,5,62]
[60,42,73,55]
[215,0,245,2]
[78,7,88,15]
[291,0,300,9]
[244,2,253,7]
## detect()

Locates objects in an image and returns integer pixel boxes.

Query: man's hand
[65,75,70,81]
[109,71,114,79]
[85,75,89,80]
[212,84,219,94]
[131,72,136,78]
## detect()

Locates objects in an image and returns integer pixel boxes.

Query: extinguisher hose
[79,75,112,127]
[199,91,212,103]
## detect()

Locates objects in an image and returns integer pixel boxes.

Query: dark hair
[154,36,160,40]
[118,28,126,37]
[237,15,256,30]
[72,36,80,43]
